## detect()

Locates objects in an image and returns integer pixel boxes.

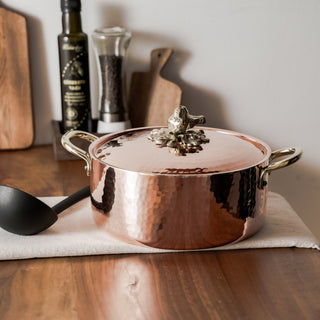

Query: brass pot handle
[259,147,302,189]
[61,130,98,176]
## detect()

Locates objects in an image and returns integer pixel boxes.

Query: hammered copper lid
[91,107,271,175]
[92,128,270,175]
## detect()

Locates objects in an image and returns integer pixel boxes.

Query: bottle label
[59,39,91,131]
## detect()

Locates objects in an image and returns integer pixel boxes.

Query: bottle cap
[61,0,81,12]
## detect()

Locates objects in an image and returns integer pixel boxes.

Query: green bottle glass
[58,0,91,133]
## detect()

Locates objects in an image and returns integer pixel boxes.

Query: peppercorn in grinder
[92,27,132,133]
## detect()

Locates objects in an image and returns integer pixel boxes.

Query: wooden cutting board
[0,6,34,150]
[129,48,182,127]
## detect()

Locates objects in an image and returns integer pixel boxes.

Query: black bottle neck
[62,12,82,34]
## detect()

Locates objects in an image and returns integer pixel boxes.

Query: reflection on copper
[91,167,115,214]
[90,157,268,250]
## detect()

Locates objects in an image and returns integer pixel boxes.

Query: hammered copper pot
[62,107,302,250]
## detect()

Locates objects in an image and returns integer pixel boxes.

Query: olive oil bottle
[58,0,91,133]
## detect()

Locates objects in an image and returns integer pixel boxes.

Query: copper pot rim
[88,126,272,177]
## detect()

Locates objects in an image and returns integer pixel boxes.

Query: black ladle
[0,185,90,235]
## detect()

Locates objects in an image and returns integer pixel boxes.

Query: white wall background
[3,0,320,240]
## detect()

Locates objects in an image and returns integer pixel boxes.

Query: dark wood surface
[0,146,319,320]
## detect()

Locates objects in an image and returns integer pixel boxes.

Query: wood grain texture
[0,250,319,320]
[0,146,319,319]
[0,7,33,150]
[129,48,182,128]
[0,146,89,196]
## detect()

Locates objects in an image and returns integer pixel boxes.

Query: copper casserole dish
[62,106,302,250]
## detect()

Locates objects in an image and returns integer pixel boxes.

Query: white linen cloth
[0,192,318,260]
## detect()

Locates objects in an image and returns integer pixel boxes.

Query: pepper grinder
[92,27,132,133]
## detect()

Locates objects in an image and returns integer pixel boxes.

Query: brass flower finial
[148,105,209,155]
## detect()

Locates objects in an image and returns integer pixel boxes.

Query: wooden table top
[0,145,319,320]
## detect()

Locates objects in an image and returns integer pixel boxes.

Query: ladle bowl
[0,185,90,235]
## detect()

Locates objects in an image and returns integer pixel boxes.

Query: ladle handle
[52,186,90,215]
